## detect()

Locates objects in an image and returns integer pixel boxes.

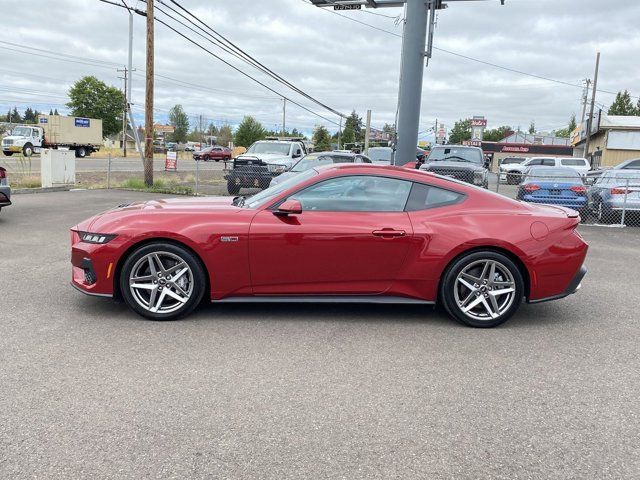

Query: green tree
[53,108,59,115]
[49,109,54,115]
[168,104,189,143]
[290,127,304,138]
[342,110,363,145]
[23,107,36,124]
[483,125,513,142]
[448,118,472,144]
[528,121,536,134]
[608,90,636,116]
[9,107,21,124]
[312,125,332,151]
[66,75,124,136]
[234,116,265,147]
[554,114,578,138]
[207,123,218,137]
[217,124,233,147]
[568,113,577,132]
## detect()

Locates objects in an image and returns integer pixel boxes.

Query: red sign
[165,151,178,171]
[501,146,530,153]
[471,119,488,127]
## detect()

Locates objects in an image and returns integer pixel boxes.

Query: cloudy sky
[2,0,639,141]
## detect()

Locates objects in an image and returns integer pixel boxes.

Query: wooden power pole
[144,0,154,186]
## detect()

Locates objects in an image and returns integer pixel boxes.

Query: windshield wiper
[440,156,474,163]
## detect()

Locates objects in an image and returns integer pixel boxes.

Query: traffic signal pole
[394,0,429,165]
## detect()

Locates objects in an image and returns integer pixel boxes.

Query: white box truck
[2,114,103,158]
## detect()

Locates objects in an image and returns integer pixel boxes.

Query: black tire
[440,251,524,328]
[75,147,87,158]
[227,180,240,195]
[119,242,207,321]
[22,143,34,157]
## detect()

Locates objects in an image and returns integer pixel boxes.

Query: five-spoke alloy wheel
[441,251,524,327]
[120,243,206,320]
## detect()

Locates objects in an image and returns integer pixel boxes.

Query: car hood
[73,196,242,233]
[2,135,26,141]
[423,161,485,171]
[237,153,292,164]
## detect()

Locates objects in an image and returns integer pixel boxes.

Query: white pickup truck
[2,114,102,158]
[224,139,307,194]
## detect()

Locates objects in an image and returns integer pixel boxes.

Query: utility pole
[364,109,372,154]
[282,98,286,136]
[584,52,600,163]
[144,0,154,187]
[117,67,128,157]
[338,116,342,150]
[580,79,591,126]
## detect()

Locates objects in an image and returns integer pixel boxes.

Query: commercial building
[572,112,640,167]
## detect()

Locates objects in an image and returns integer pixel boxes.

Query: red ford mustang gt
[71,164,587,327]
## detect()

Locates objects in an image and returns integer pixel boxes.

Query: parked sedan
[269,151,371,187]
[70,164,588,328]
[0,166,11,213]
[588,170,640,222]
[193,146,232,162]
[517,167,588,214]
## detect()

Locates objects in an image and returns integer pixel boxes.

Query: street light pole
[584,51,600,164]
[394,0,429,165]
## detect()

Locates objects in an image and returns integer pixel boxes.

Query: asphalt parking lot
[1,190,639,479]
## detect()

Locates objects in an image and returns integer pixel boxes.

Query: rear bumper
[0,186,11,207]
[528,265,587,304]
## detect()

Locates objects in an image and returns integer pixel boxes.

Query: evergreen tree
[49,109,54,115]
[312,125,332,151]
[11,107,21,123]
[23,107,36,123]
[168,104,189,143]
[234,116,265,147]
[568,113,577,132]
[342,110,363,145]
[54,108,59,115]
[528,121,536,134]
[608,90,636,116]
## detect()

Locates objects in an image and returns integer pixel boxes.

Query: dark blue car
[516,167,587,213]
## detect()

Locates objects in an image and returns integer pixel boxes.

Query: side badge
[220,236,239,243]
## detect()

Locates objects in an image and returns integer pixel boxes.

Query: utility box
[41,149,76,187]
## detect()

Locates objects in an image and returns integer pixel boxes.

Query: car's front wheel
[120,243,206,320]
[440,251,524,328]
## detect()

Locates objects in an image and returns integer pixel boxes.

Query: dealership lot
[1,190,639,478]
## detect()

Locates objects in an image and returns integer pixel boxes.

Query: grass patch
[11,175,42,189]
[119,177,194,195]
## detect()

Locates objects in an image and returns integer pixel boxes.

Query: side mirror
[292,151,302,158]
[274,199,302,216]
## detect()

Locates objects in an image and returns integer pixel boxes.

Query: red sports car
[70,164,587,327]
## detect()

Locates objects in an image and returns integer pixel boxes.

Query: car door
[248,175,414,295]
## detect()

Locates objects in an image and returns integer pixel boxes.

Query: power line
[301,0,638,100]
[155,0,346,118]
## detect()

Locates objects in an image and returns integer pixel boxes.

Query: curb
[12,186,72,195]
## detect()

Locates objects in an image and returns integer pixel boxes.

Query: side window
[405,183,465,211]
[291,175,412,212]
[528,159,543,166]
[542,159,556,166]
[355,155,372,163]
[623,160,640,169]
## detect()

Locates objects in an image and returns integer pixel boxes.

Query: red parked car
[193,146,232,162]
[70,164,588,327]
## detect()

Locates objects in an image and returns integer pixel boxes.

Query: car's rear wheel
[23,143,34,157]
[440,251,524,328]
[120,243,206,320]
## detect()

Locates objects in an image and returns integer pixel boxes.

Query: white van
[500,157,590,183]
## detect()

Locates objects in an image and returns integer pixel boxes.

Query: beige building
[573,113,640,167]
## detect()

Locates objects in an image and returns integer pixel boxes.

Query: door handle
[372,229,406,238]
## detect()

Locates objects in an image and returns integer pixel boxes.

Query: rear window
[561,158,587,166]
[501,157,523,165]
[526,168,581,181]
[405,182,465,211]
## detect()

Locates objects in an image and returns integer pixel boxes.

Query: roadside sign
[165,151,177,171]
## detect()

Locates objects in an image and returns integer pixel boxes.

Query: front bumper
[70,230,120,297]
[528,265,587,304]
[0,185,11,207]
[2,145,22,153]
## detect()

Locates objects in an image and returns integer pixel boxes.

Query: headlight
[267,164,288,174]
[473,171,486,185]
[79,232,117,244]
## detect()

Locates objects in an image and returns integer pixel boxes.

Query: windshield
[12,126,33,137]
[502,158,523,165]
[427,147,483,164]
[244,169,318,209]
[246,142,291,155]
[368,148,392,162]
[291,154,353,172]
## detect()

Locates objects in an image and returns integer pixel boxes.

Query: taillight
[611,187,627,195]
[570,185,587,194]
[524,184,540,192]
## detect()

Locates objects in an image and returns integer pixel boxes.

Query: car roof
[311,151,356,157]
